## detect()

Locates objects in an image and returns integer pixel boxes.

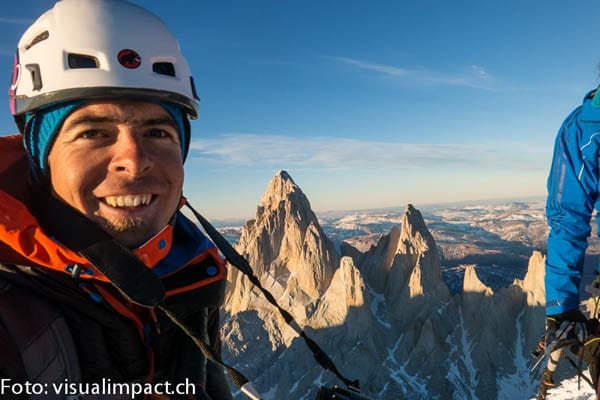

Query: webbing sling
[32,192,259,396]
[184,200,361,392]
[39,192,165,307]
[36,190,361,396]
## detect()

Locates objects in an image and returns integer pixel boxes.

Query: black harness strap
[32,187,360,395]
[32,191,257,394]
[37,192,165,307]
[185,201,361,391]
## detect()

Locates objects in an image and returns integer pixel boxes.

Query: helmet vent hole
[153,62,176,77]
[25,64,42,91]
[68,54,99,69]
[25,31,49,50]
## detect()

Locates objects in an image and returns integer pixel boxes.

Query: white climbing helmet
[9,0,199,130]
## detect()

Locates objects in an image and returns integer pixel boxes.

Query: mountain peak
[399,203,436,254]
[404,204,427,231]
[235,170,339,300]
[517,251,546,305]
[463,265,493,295]
[261,170,302,208]
[277,170,293,182]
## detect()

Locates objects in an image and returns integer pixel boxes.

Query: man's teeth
[105,194,152,208]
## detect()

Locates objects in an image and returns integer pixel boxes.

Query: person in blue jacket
[546,89,600,316]
[545,88,600,317]
[543,88,600,396]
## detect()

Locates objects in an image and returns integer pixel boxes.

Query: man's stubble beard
[104,216,145,233]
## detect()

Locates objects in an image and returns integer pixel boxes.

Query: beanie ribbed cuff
[24,101,84,175]
[24,101,189,177]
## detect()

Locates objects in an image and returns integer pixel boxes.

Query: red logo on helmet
[117,49,141,69]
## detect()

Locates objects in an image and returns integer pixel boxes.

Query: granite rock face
[226,171,339,317]
[222,171,546,399]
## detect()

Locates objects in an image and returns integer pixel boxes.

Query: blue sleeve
[545,105,599,315]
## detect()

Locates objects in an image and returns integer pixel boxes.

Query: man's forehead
[64,101,173,126]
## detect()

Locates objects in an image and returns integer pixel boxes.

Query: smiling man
[0,0,232,399]
[48,101,185,248]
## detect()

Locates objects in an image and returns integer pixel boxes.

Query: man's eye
[146,128,178,141]
[146,129,168,138]
[80,130,104,139]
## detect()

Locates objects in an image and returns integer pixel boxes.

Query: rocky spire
[310,257,368,329]
[260,170,299,209]
[397,204,438,255]
[397,204,444,288]
[358,204,450,325]
[223,191,549,399]
[230,171,340,311]
[517,250,545,306]
[390,205,445,288]
[463,265,493,296]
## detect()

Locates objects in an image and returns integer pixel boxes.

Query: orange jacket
[0,134,226,295]
[0,134,233,399]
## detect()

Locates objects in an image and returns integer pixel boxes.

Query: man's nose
[109,131,154,176]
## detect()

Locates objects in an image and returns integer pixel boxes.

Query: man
[544,86,600,397]
[0,0,233,399]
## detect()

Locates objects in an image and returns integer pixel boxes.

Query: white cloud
[331,57,508,91]
[189,134,548,171]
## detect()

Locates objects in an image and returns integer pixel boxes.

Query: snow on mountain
[219,200,551,293]
[215,226,243,244]
[220,200,550,258]
[434,202,547,248]
[530,375,595,400]
[221,171,549,400]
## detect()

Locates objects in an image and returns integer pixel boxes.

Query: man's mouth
[103,194,153,208]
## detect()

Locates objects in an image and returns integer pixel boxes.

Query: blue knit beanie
[24,101,84,174]
[24,101,188,176]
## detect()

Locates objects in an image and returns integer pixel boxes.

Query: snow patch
[529,375,595,400]
[384,337,429,398]
[445,310,478,399]
[497,309,538,399]
[367,285,391,328]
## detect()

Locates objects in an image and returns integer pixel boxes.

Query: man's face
[47,101,184,248]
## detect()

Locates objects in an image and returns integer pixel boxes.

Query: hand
[548,309,587,325]
[546,309,587,343]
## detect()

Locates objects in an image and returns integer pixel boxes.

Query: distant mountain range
[220,171,550,399]
[217,190,566,294]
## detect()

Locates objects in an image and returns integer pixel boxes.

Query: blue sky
[1,1,600,219]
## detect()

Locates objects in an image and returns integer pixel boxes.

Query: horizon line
[206,194,546,225]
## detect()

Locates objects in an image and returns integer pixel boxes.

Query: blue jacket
[546,89,600,315]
